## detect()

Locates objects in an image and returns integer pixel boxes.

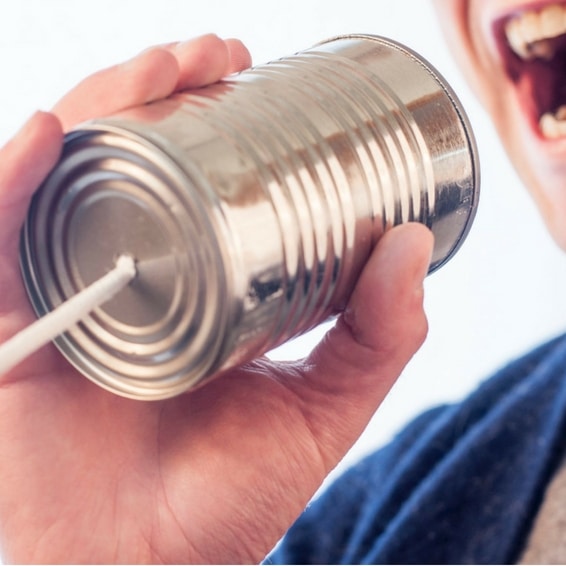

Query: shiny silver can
[20,34,480,400]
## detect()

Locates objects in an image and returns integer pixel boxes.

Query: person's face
[432,0,566,250]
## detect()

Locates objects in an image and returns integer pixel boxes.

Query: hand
[0,34,433,563]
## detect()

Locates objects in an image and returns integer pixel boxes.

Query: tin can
[20,34,480,400]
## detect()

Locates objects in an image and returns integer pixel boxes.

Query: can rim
[20,124,234,400]
[314,33,481,274]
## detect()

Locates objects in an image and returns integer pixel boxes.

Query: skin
[0,34,433,563]
[432,0,566,250]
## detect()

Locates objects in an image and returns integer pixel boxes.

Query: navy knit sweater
[268,333,566,564]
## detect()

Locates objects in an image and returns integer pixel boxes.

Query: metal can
[20,34,480,400]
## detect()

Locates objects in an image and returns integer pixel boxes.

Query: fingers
[224,38,253,75]
[52,47,180,131]
[294,223,434,463]
[0,112,63,245]
[165,34,252,90]
[53,34,252,131]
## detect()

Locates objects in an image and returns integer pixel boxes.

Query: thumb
[0,112,63,245]
[293,223,434,466]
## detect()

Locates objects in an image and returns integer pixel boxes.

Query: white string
[0,255,136,376]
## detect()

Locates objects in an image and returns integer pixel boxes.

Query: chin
[520,165,566,252]
[545,217,566,252]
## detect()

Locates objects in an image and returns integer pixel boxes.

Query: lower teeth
[540,105,566,138]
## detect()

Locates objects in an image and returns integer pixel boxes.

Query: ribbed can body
[20,35,479,400]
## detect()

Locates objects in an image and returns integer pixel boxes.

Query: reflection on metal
[20,35,480,400]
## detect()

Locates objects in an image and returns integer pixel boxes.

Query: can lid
[20,126,230,400]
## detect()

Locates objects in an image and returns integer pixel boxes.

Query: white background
[2,0,566,479]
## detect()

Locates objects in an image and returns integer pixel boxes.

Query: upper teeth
[505,4,566,60]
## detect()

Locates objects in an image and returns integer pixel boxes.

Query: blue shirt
[268,333,566,564]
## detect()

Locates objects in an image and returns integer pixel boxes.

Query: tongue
[515,58,560,117]
[504,32,566,119]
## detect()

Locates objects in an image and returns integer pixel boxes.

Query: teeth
[505,4,566,60]
[540,106,566,138]
[505,4,566,138]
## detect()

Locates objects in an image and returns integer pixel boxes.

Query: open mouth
[496,3,566,139]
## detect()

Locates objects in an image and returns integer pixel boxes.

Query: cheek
[498,117,566,250]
